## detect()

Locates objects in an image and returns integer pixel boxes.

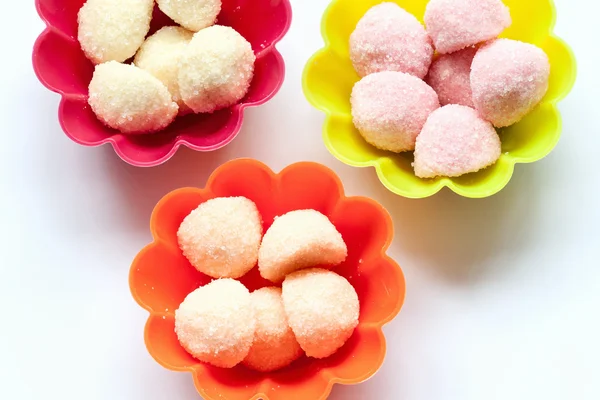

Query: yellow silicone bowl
[302,0,576,198]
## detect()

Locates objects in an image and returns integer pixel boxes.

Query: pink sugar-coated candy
[424,0,511,54]
[414,105,501,178]
[351,71,440,153]
[425,47,477,107]
[350,2,433,79]
[471,39,551,128]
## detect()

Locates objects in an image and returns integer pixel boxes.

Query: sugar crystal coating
[471,39,551,128]
[350,2,433,79]
[134,26,194,114]
[178,25,255,114]
[157,0,221,32]
[414,105,501,178]
[243,287,303,372]
[424,0,511,54]
[88,61,178,134]
[425,47,477,107]
[177,197,263,279]
[351,71,440,153]
[258,210,347,283]
[282,269,359,359]
[78,0,154,64]
[175,279,255,368]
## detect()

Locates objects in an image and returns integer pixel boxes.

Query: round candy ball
[351,71,440,153]
[471,39,551,128]
[175,279,255,368]
[258,210,347,283]
[88,61,179,134]
[78,0,154,64]
[178,25,255,114]
[424,0,511,54]
[414,105,501,178]
[177,197,263,279]
[425,47,477,107]
[157,0,221,32]
[282,269,360,359]
[350,2,433,79]
[134,26,194,114]
[243,287,303,372]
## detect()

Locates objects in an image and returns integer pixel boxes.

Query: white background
[1,0,598,399]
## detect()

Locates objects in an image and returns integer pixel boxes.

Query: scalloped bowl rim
[32,0,293,167]
[302,0,577,199]
[129,159,406,400]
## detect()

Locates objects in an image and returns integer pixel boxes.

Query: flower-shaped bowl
[33,0,292,167]
[129,158,405,400]
[303,0,576,198]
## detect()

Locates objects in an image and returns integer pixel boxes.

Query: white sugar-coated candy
[88,61,179,134]
[134,26,194,114]
[177,197,263,279]
[178,26,256,114]
[78,0,154,64]
[243,287,303,372]
[175,279,255,368]
[282,269,359,359]
[258,210,347,283]
[157,0,222,32]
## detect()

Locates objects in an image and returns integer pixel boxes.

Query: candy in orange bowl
[129,159,405,400]
[302,0,576,198]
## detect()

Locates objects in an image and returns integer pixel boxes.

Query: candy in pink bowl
[32,0,292,167]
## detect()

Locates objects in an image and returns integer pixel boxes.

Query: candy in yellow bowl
[302,0,576,198]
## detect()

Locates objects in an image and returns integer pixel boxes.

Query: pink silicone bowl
[32,0,292,167]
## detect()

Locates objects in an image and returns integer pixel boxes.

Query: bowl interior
[34,0,290,166]
[130,160,405,400]
[303,0,576,198]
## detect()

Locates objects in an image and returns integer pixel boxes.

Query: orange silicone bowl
[129,159,405,400]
